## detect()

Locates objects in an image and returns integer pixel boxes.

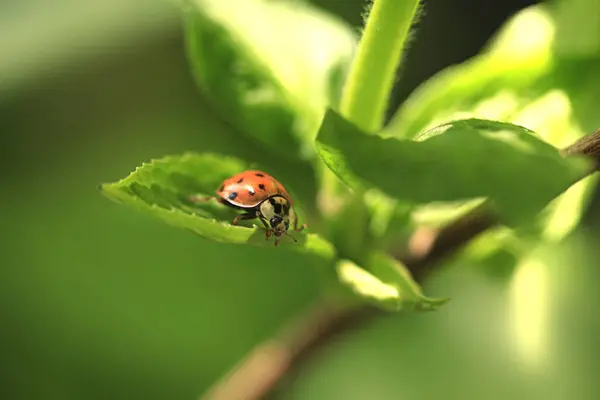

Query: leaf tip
[97,181,125,205]
[417,296,452,311]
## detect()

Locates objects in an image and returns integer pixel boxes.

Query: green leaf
[182,0,357,160]
[386,5,556,140]
[378,3,600,273]
[336,260,401,311]
[325,194,371,264]
[553,0,600,57]
[316,109,591,225]
[100,153,336,260]
[336,254,448,312]
[363,189,408,243]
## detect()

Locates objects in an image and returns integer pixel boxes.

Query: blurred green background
[2,0,600,399]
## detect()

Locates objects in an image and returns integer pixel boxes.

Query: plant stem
[199,301,378,400]
[340,0,421,133]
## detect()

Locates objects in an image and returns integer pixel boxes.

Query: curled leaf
[337,255,448,312]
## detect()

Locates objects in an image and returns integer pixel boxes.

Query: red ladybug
[191,170,305,246]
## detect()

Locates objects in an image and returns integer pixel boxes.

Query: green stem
[340,0,421,133]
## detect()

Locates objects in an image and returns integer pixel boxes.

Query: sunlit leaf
[182,0,357,160]
[100,153,336,260]
[367,252,450,311]
[553,0,600,57]
[316,109,591,225]
[387,5,557,140]
[337,260,400,311]
[384,4,600,272]
[336,255,448,312]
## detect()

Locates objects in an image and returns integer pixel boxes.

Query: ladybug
[191,170,306,246]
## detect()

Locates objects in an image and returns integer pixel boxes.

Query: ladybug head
[259,195,292,238]
[269,216,289,235]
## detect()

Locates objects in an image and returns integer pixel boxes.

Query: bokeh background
[2,0,600,399]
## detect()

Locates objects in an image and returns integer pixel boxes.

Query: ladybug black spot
[255,173,264,177]
[269,197,276,205]
[274,204,282,214]
[258,184,266,191]
[219,184,225,192]
[228,192,238,200]
[248,188,256,196]
[237,177,244,183]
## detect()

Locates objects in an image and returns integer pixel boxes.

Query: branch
[399,128,600,280]
[561,128,600,170]
[200,302,382,400]
[200,129,600,400]
[400,201,498,281]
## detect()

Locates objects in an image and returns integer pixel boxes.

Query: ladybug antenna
[286,232,298,243]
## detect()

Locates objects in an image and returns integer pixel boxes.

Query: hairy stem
[340,0,421,132]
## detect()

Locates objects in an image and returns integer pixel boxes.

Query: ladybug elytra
[191,170,306,246]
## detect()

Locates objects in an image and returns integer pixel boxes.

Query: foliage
[101,0,600,312]
[100,153,336,259]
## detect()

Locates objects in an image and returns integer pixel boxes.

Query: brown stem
[561,128,600,170]
[400,201,498,281]
[200,129,600,400]
[200,302,381,400]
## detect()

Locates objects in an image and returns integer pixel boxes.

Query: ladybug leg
[258,216,270,229]
[256,215,276,243]
[293,218,308,232]
[232,212,257,226]
[265,228,276,244]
